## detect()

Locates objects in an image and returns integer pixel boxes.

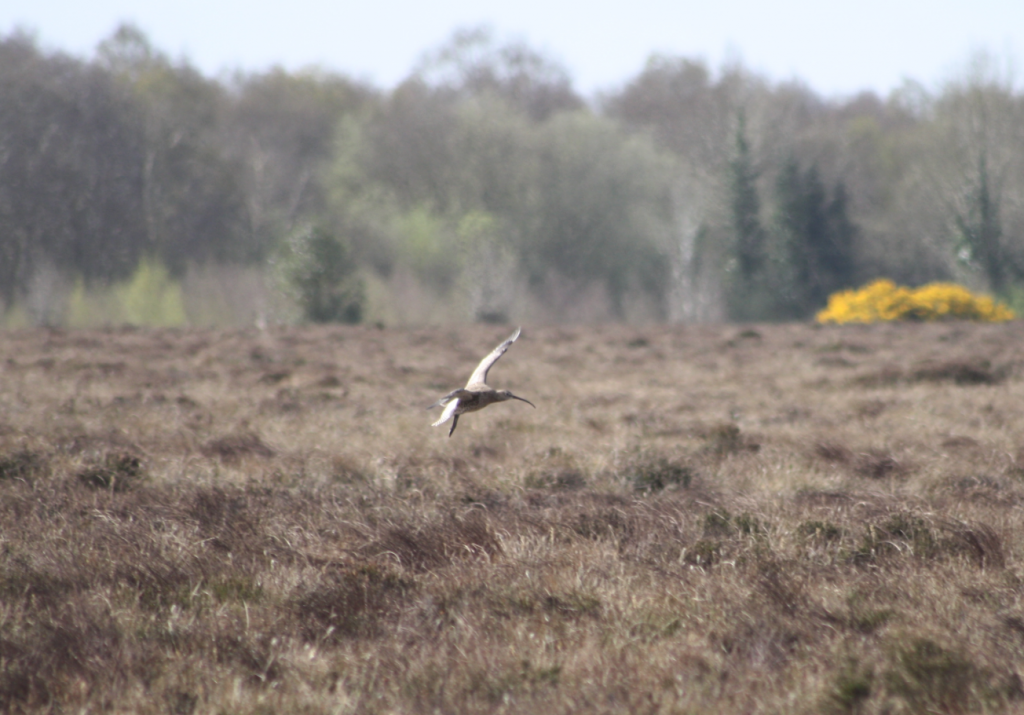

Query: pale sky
[2,0,1021,98]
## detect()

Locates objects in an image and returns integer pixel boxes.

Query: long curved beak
[511,394,536,408]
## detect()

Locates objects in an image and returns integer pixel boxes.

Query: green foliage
[997,283,1024,318]
[522,112,674,317]
[723,126,859,321]
[114,258,188,326]
[327,94,675,320]
[394,205,462,292]
[282,226,364,324]
[227,67,375,254]
[66,258,187,327]
[936,61,1024,295]
[6,27,1024,325]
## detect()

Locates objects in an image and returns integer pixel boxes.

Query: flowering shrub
[816,279,1015,324]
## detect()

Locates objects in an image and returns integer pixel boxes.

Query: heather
[2,322,1024,713]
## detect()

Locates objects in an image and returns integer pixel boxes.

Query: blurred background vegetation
[2,24,1023,327]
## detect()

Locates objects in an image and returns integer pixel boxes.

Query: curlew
[427,327,535,437]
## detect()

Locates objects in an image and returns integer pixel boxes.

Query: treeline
[2,25,1023,325]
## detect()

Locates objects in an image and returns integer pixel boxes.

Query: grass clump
[797,520,842,542]
[701,422,759,457]
[468,659,562,704]
[0,449,48,481]
[683,539,721,567]
[858,513,937,561]
[199,432,275,463]
[843,591,896,634]
[292,563,414,640]
[76,451,144,491]
[823,657,874,713]
[817,278,1015,323]
[910,358,1005,385]
[625,453,695,492]
[882,637,1004,712]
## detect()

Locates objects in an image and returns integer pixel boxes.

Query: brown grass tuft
[621,452,696,492]
[199,432,275,462]
[814,442,909,480]
[881,637,1016,712]
[815,441,854,464]
[853,450,909,480]
[909,358,1006,385]
[700,422,759,456]
[0,449,49,482]
[292,563,415,641]
[368,510,503,572]
[76,451,144,491]
[855,357,1010,388]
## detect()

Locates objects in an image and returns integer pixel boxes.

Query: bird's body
[428,327,535,436]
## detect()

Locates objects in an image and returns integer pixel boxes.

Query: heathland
[2,322,1024,713]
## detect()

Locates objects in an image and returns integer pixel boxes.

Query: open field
[3,321,1024,713]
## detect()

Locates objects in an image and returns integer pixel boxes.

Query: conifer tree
[729,113,765,283]
[774,158,857,317]
[725,112,770,319]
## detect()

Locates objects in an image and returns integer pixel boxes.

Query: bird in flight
[428,327,535,437]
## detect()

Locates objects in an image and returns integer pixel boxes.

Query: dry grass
[2,321,1024,713]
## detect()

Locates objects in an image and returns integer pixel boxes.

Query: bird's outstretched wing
[466,327,521,388]
[431,398,460,427]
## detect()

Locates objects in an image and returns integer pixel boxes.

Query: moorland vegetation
[2,322,1024,713]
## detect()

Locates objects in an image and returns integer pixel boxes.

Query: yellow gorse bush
[816,279,1015,324]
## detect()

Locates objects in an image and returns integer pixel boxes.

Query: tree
[822,182,858,294]
[224,68,377,256]
[0,32,148,307]
[773,158,858,317]
[603,56,740,169]
[954,151,1012,290]
[413,27,583,121]
[723,112,772,320]
[516,112,674,319]
[326,77,675,321]
[98,24,251,274]
[282,226,363,323]
[923,53,1024,293]
[729,113,766,283]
